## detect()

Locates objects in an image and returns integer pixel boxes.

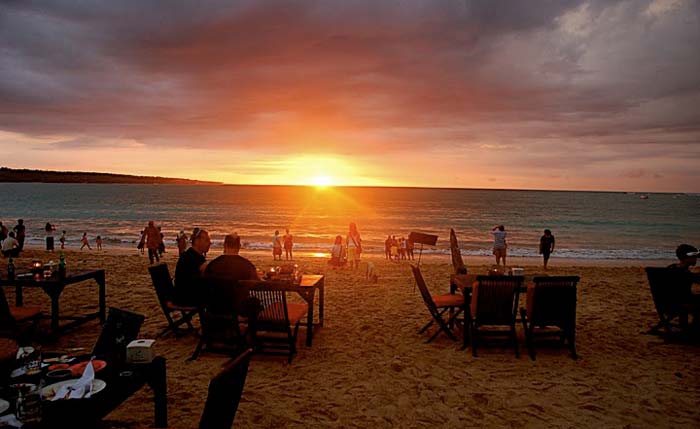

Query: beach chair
[410,264,465,342]
[240,280,308,363]
[519,276,580,360]
[0,285,43,340]
[92,307,145,364]
[148,263,198,338]
[198,348,253,429]
[190,277,254,360]
[449,228,468,275]
[644,267,696,336]
[468,275,523,357]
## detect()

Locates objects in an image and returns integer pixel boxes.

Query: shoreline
[16,244,673,268]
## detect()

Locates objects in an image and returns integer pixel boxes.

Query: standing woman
[491,225,507,267]
[346,222,362,270]
[45,222,56,252]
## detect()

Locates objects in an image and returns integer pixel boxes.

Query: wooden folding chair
[410,264,465,342]
[643,267,700,337]
[92,307,145,364]
[148,264,198,338]
[240,280,308,363]
[0,285,42,341]
[449,228,468,275]
[520,276,579,360]
[469,275,522,357]
[198,348,254,429]
[190,277,254,361]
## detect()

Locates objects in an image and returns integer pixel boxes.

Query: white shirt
[491,230,507,249]
[2,237,18,252]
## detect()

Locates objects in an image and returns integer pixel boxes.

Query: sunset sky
[1,0,699,191]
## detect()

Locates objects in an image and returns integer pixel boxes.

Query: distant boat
[639,194,649,199]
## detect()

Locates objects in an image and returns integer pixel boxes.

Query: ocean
[0,183,698,260]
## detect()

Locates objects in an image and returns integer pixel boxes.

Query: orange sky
[1,1,699,192]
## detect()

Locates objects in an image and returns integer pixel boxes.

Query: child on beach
[96,235,103,251]
[59,230,66,250]
[539,229,555,270]
[328,235,346,268]
[80,232,92,250]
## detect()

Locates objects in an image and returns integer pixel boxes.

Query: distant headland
[0,167,221,185]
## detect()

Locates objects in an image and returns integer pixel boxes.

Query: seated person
[204,233,260,315]
[328,235,346,267]
[1,231,20,257]
[667,243,700,326]
[174,229,211,307]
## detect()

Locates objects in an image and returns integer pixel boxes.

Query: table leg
[318,281,324,327]
[51,295,60,335]
[148,357,168,428]
[15,285,23,306]
[96,271,106,323]
[305,291,315,347]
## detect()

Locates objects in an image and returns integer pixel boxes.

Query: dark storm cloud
[0,0,699,184]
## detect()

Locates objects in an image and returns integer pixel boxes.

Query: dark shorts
[542,251,551,260]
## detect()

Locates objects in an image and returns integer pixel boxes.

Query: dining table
[1,356,167,428]
[0,270,106,337]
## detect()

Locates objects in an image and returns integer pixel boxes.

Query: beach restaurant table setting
[0,268,106,337]
[260,268,325,347]
[0,347,167,428]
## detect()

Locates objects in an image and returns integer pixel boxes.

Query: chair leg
[189,336,204,361]
[520,308,535,361]
[419,319,434,334]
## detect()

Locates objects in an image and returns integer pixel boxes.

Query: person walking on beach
[272,230,283,261]
[346,222,362,269]
[143,221,162,264]
[59,230,66,250]
[176,230,188,256]
[45,222,56,252]
[283,228,294,260]
[137,229,145,254]
[174,228,211,307]
[384,235,392,260]
[157,226,165,257]
[491,225,507,266]
[96,235,103,251]
[80,232,92,250]
[13,219,26,251]
[539,229,555,270]
[406,237,415,261]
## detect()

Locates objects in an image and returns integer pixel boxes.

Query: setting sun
[310,175,333,188]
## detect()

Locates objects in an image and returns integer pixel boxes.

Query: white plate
[0,398,8,414]
[41,379,107,400]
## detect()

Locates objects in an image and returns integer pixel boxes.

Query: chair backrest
[410,265,441,320]
[240,280,289,328]
[200,277,247,346]
[449,229,468,275]
[199,348,254,429]
[0,286,17,333]
[644,267,689,319]
[528,276,579,326]
[472,276,522,325]
[92,307,145,364]
[148,263,175,308]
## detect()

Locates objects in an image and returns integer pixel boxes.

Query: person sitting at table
[1,231,20,257]
[204,233,260,315]
[667,243,700,328]
[174,229,211,307]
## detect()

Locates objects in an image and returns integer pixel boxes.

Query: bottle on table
[7,257,15,280]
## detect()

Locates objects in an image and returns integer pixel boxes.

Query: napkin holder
[126,339,155,364]
[510,267,525,276]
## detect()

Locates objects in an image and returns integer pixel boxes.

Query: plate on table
[41,379,106,400]
[0,398,9,414]
[69,360,107,377]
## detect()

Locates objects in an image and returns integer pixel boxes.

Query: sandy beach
[4,247,700,428]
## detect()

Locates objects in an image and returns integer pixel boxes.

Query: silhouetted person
[491,225,507,266]
[539,229,555,270]
[13,219,25,251]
